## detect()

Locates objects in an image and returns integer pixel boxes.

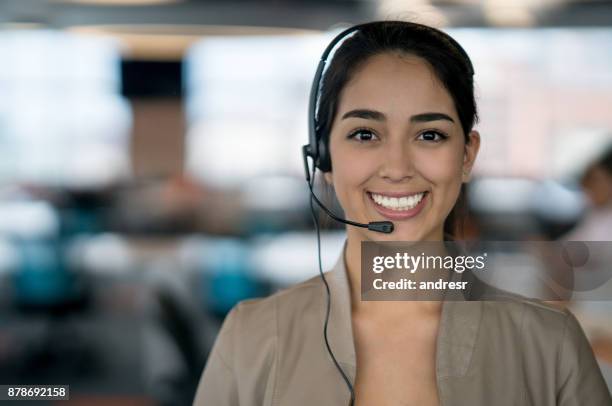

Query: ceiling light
[483,0,535,27]
[55,0,181,6]
[377,0,448,28]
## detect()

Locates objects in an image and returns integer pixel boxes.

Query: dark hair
[595,143,612,176]
[581,142,612,183]
[317,20,479,240]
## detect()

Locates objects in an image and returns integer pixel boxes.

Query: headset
[301,21,475,406]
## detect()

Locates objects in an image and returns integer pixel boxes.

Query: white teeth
[370,192,425,211]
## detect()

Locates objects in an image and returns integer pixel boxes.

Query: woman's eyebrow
[341,109,385,121]
[411,112,455,123]
[341,109,454,123]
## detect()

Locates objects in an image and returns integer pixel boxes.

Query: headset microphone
[302,145,394,234]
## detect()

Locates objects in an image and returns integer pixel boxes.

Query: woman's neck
[344,233,444,319]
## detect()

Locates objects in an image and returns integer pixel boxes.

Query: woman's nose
[378,141,416,182]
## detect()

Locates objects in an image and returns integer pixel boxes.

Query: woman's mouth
[367,191,428,220]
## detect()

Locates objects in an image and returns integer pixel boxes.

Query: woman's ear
[323,171,334,186]
[462,130,481,183]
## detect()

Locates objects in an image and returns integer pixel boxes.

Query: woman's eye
[348,129,378,142]
[417,130,447,142]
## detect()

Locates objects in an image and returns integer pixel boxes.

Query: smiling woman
[193,21,611,406]
[323,52,479,244]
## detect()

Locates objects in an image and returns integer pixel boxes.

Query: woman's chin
[388,230,426,242]
[373,221,441,242]
[364,226,427,242]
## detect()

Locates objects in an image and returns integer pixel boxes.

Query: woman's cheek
[417,148,460,181]
[331,149,375,215]
[418,150,463,205]
[333,145,373,182]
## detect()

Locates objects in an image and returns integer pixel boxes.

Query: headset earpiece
[315,128,332,173]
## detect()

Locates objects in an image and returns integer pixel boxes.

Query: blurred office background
[0,0,611,404]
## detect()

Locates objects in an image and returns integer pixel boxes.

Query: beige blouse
[193,248,611,405]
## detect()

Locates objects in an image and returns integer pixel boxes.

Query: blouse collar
[323,243,483,381]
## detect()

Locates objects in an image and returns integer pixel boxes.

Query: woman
[193,21,611,405]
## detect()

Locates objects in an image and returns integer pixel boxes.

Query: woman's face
[325,52,480,242]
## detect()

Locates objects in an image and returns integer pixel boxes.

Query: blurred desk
[0,273,154,405]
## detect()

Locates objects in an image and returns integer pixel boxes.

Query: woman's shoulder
[478,294,610,402]
[478,287,578,334]
[195,274,328,405]
[467,274,573,328]
[208,274,324,377]
[238,272,323,311]
[223,273,325,338]
[476,289,596,369]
